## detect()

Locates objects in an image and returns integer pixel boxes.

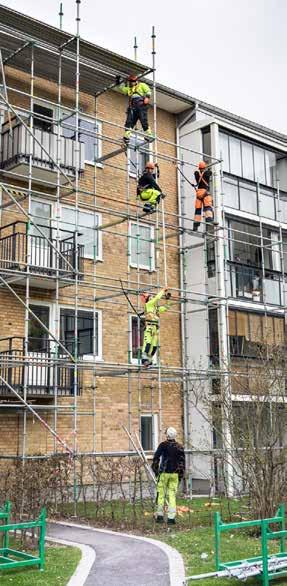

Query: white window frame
[60,205,102,261]
[129,221,155,271]
[32,99,56,133]
[128,134,151,178]
[140,413,158,452]
[61,110,102,166]
[59,305,103,362]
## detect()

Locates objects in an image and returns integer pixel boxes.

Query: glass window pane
[278,195,287,223]
[239,183,257,214]
[259,190,275,220]
[79,119,98,163]
[219,133,230,172]
[131,316,144,361]
[141,416,153,450]
[28,305,49,352]
[223,178,239,209]
[61,208,99,259]
[229,136,242,176]
[60,309,95,356]
[265,150,276,187]
[254,146,266,184]
[241,141,254,181]
[129,135,149,175]
[202,129,211,162]
[130,223,153,268]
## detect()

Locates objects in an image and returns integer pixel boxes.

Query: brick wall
[0,66,183,456]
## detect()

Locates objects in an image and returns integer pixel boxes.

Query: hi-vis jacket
[144,289,171,324]
[119,82,151,102]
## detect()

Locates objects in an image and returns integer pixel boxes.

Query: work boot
[123,130,132,145]
[167,518,176,525]
[156,193,166,205]
[144,128,155,142]
[156,515,164,523]
[142,359,153,368]
[206,217,214,223]
[143,203,156,214]
[193,223,200,232]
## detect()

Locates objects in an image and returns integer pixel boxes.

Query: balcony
[0,337,82,399]
[0,221,84,289]
[0,121,85,186]
[227,261,283,305]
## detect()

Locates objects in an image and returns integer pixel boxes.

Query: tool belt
[129,96,144,108]
[145,320,159,328]
[196,188,209,199]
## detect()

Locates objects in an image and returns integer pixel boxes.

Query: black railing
[0,337,82,398]
[0,122,85,174]
[0,221,84,279]
[227,261,282,305]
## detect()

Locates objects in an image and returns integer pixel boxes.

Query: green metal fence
[0,501,46,572]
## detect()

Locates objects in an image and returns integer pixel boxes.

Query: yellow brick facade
[0,66,183,457]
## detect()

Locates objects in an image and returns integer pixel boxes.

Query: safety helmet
[140,292,151,303]
[198,161,207,170]
[145,161,155,170]
[128,74,138,82]
[166,427,177,439]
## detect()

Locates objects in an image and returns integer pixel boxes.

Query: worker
[137,162,165,214]
[152,427,185,525]
[116,74,154,143]
[193,161,213,231]
[141,287,171,367]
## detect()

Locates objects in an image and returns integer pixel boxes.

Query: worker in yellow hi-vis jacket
[115,74,154,143]
[140,287,171,367]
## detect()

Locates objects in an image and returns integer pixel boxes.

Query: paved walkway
[47,521,185,586]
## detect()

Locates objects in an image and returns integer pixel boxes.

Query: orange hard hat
[198,161,207,170]
[145,161,155,170]
[128,74,138,82]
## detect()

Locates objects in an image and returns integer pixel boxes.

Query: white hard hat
[166,427,177,439]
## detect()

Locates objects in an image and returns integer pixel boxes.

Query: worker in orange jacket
[193,161,213,231]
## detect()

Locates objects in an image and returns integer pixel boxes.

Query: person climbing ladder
[116,74,154,144]
[137,162,166,214]
[193,161,214,231]
[141,287,171,367]
[152,427,185,524]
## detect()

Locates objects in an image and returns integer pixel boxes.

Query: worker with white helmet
[152,427,185,524]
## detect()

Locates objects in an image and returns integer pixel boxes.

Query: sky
[2,0,287,134]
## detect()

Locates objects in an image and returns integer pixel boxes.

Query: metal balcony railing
[0,122,85,178]
[0,337,82,398]
[0,221,84,280]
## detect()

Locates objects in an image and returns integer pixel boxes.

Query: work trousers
[194,188,213,227]
[125,103,149,132]
[142,323,158,359]
[139,188,161,206]
[157,472,179,520]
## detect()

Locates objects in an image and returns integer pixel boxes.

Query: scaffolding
[0,1,286,502]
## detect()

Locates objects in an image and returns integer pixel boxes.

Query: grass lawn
[61,495,249,532]
[0,543,81,585]
[160,526,287,585]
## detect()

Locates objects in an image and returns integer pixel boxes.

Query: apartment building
[0,4,195,460]
[178,100,287,493]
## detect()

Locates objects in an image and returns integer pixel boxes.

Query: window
[202,129,211,162]
[229,136,242,176]
[129,222,154,270]
[62,114,102,163]
[239,181,258,214]
[130,316,145,364]
[28,305,50,353]
[224,178,239,209]
[209,309,219,358]
[61,207,101,260]
[140,414,158,451]
[128,134,149,176]
[33,104,53,133]
[60,308,100,358]
[219,132,277,188]
[259,189,275,220]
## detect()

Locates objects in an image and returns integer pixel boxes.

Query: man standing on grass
[152,427,185,525]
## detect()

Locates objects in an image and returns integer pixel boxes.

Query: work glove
[115,75,122,85]
[165,291,171,300]
[143,97,150,105]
